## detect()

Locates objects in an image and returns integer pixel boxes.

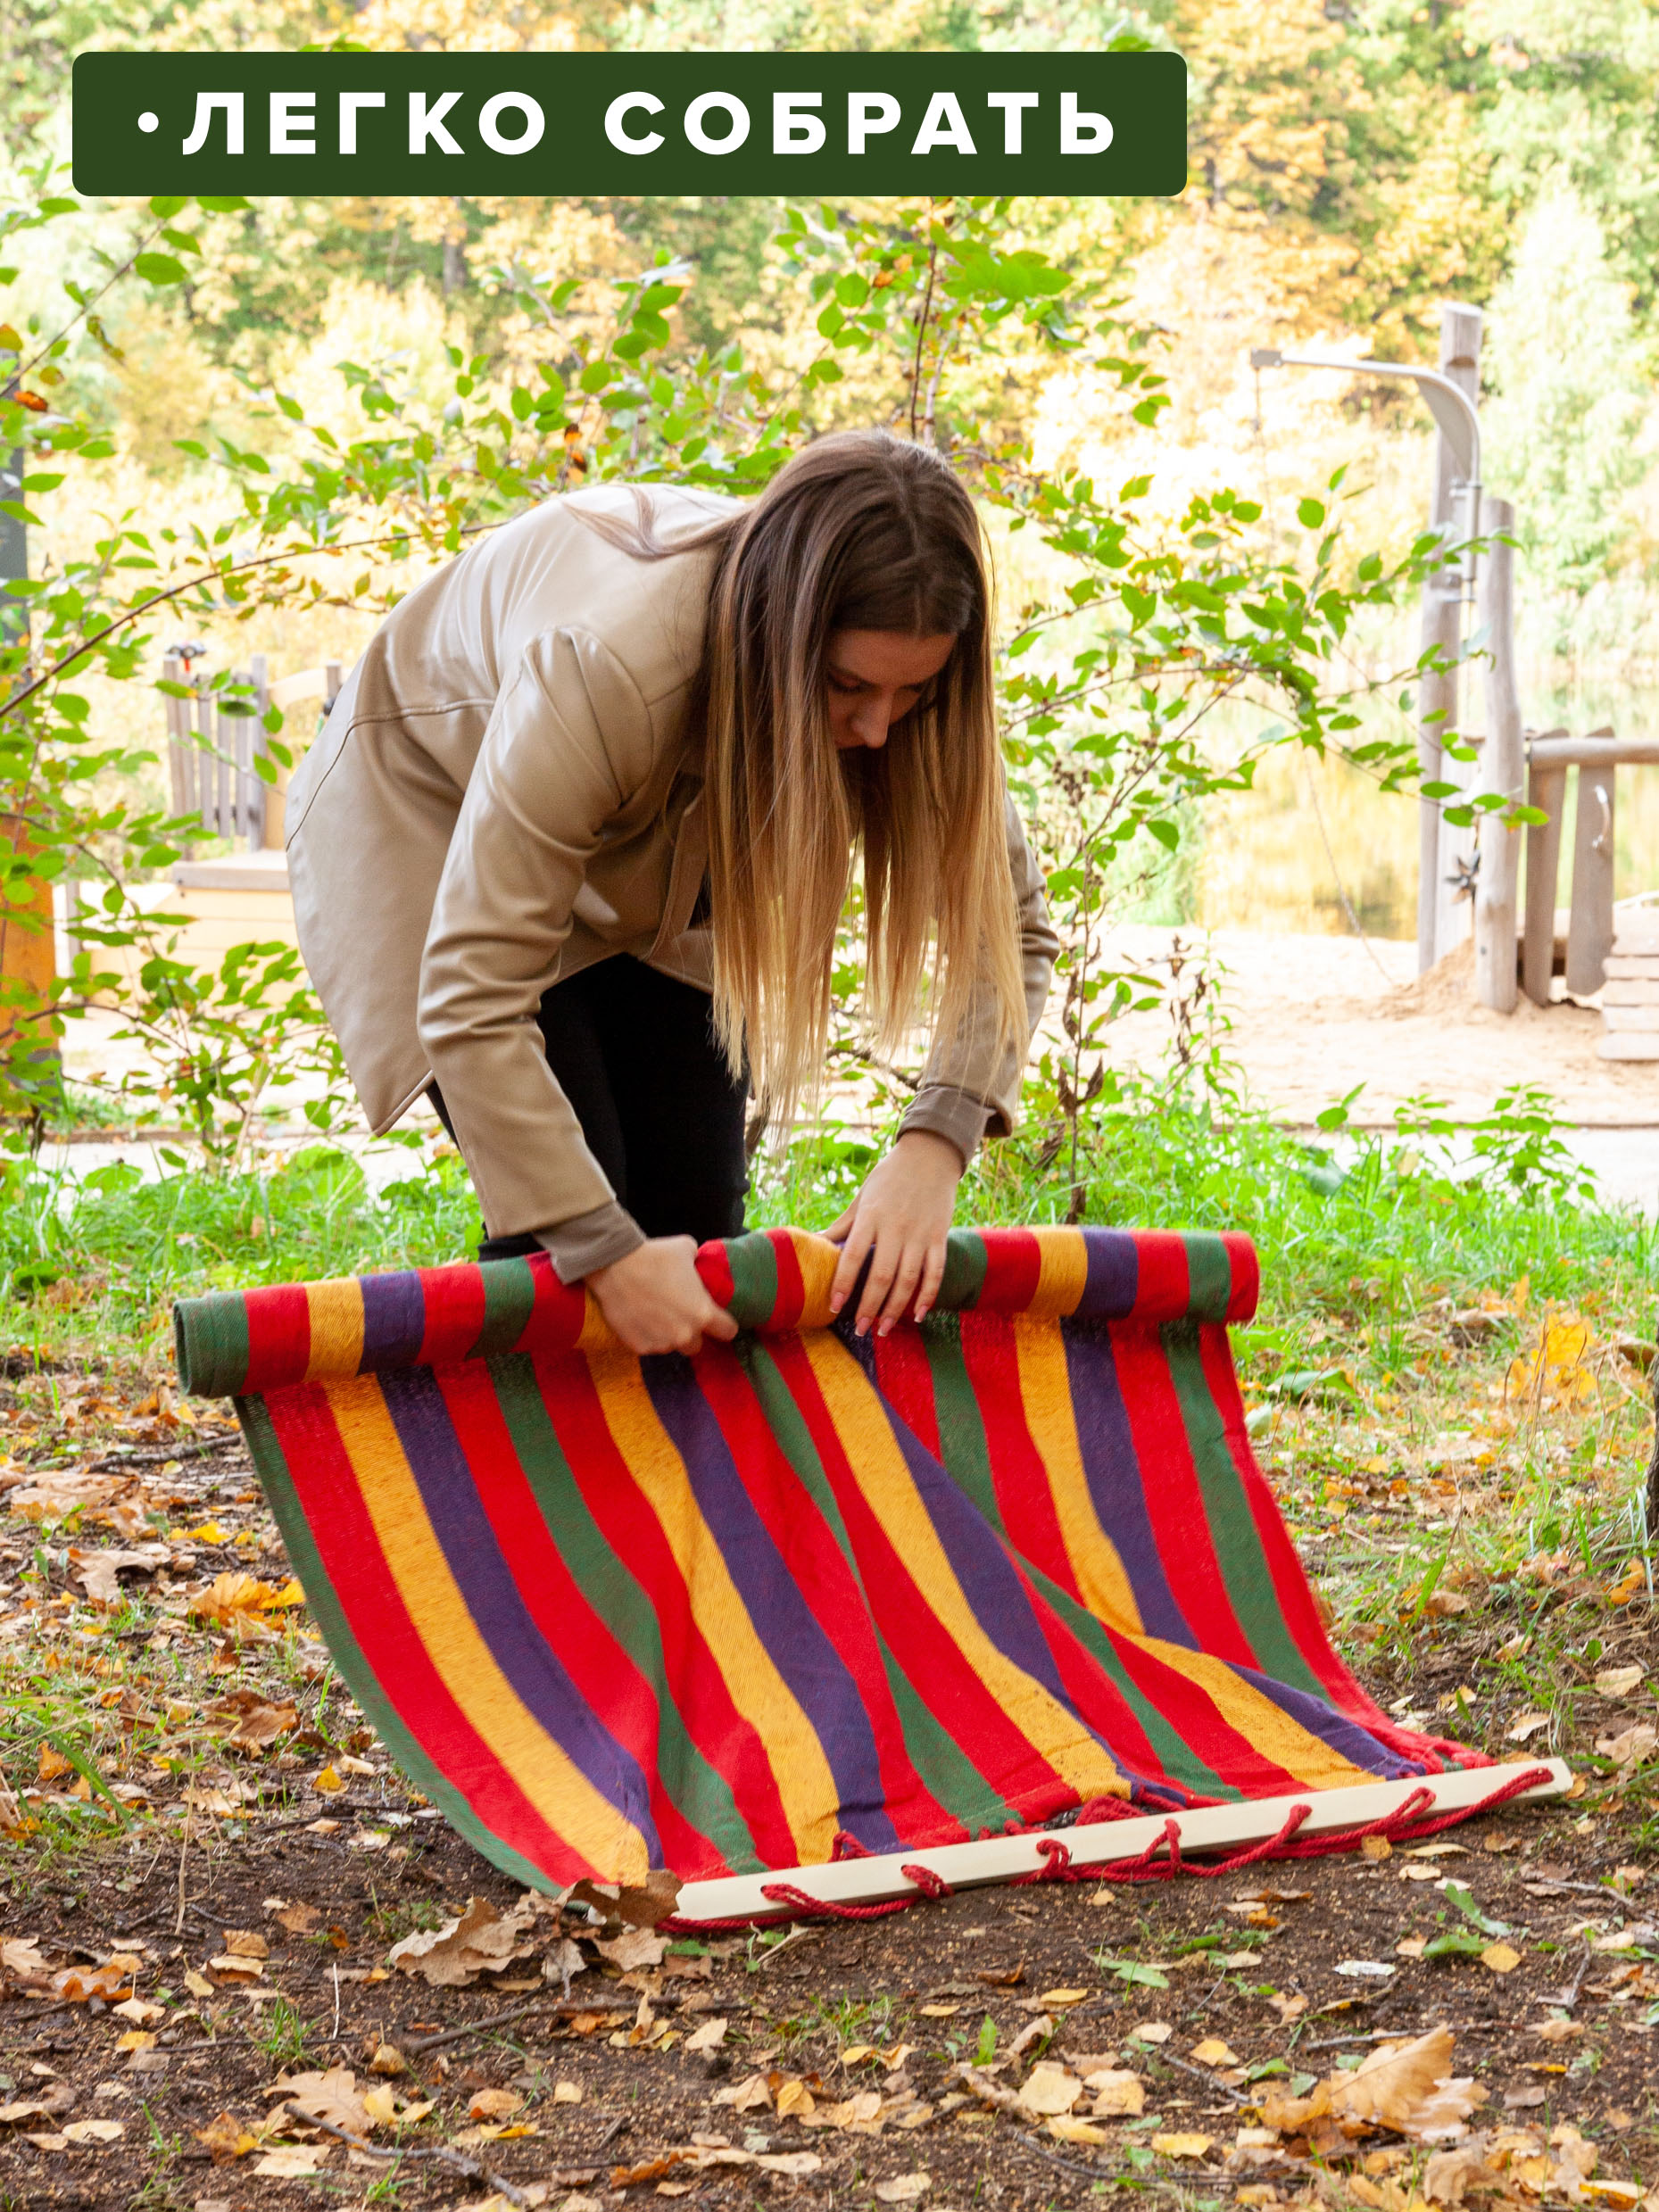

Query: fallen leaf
[1152,2132,1214,2158]
[1267,1993,1308,2025]
[183,1969,213,1999]
[1596,1725,1657,1769]
[195,2112,256,2159]
[1423,2144,1499,2204]
[1089,2071,1146,2117]
[1593,1665,1646,1698]
[1049,2115,1115,2145]
[274,1901,321,1935]
[206,1953,263,1983]
[776,2079,815,2120]
[70,1545,166,1606]
[254,2145,325,2176]
[1481,1943,1522,1975]
[1,1937,49,1984]
[62,2117,124,2144]
[1126,2021,1172,2045]
[1335,1960,1395,1979]
[206,1692,297,1749]
[469,2089,524,2122]
[1506,1712,1552,1743]
[1532,2017,1583,2043]
[712,2073,772,2112]
[1191,2038,1240,2067]
[221,1928,270,1959]
[874,2175,930,2203]
[1361,1836,1393,1862]
[684,2016,727,2054]
[363,2084,433,2127]
[50,1963,134,2003]
[1016,2064,1082,2117]
[1037,1987,1090,2006]
[917,2003,958,2017]
[553,2079,584,2102]
[387,1895,535,1987]
[593,1926,668,1973]
[270,2067,369,2137]
[114,2031,156,2054]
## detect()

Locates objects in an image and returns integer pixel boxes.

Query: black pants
[428,957,749,1262]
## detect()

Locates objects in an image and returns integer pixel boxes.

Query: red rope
[659,1766,1554,1931]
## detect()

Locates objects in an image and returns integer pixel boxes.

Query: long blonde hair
[586,433,1026,1119]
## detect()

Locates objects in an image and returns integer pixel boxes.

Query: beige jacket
[286,482,1058,1280]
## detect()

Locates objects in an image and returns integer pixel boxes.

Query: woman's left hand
[826,1130,963,1336]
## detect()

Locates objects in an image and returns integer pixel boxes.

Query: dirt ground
[2,1410,1656,2212]
[1098,928,1659,1131]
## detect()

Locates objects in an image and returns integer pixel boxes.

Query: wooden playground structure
[1255,304,1655,1061]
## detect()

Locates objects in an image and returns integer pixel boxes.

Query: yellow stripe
[1031,1230,1091,1317]
[328,1376,651,1881]
[305,1278,365,1382]
[1132,1636,1373,1792]
[1012,1316,1142,1634]
[589,1362,842,1862]
[577,1294,620,1356]
[801,1331,1127,1802]
[789,1230,840,1330]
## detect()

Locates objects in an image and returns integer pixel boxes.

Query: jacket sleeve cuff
[535,1202,646,1285]
[898,1085,992,1169]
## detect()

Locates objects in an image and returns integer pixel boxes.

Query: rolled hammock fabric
[174,1226,1480,1893]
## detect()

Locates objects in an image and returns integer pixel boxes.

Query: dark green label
[71,51,1186,197]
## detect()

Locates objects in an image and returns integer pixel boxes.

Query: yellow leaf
[183,1523,226,1544]
[260,1578,305,1609]
[311,1766,344,1794]
[183,1969,214,1999]
[1016,2064,1082,2117]
[1037,1987,1090,2006]
[1089,2071,1146,2117]
[1481,1943,1522,1974]
[776,2079,816,2119]
[1152,2133,1214,2158]
[1191,2039,1240,2068]
[114,2031,156,2053]
[467,2088,524,2121]
[1049,2116,1114,2145]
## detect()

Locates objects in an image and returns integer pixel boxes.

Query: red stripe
[417,1266,486,1368]
[1193,1325,1405,1742]
[515,1258,587,1356]
[535,1352,801,1869]
[768,1231,805,1332]
[267,1381,590,1881]
[1109,1321,1257,1668]
[870,1330,942,1459]
[432,1359,724,1877]
[1131,1232,1190,1320]
[694,1346,964,1846]
[956,1313,1077,1597]
[695,1241,735,1311]
[767,1335,1066,1814]
[1004,1556,1170,1798]
[1109,1630,1306,1795]
[244,1285,311,1392]
[978,1229,1042,1313]
[1222,1234,1259,1322]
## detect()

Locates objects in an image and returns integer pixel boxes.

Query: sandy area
[1095,926,1659,1129]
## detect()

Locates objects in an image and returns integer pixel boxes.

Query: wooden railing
[163,654,345,852]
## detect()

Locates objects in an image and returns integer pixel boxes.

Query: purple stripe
[1078,1231,1140,1319]
[360,1272,427,1372]
[1229,1664,1428,1781]
[641,1357,901,1854]
[376,1366,665,1861]
[1061,1319,1196,1645]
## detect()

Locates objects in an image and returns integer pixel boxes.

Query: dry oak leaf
[566,1868,683,1929]
[271,2067,371,2137]
[593,1926,668,1973]
[684,2015,728,2054]
[1329,2030,1487,2145]
[1596,1725,1658,1769]
[70,1545,166,1606]
[221,1929,270,1959]
[469,2089,525,2122]
[273,1901,321,1936]
[712,2072,774,2113]
[255,2145,327,2176]
[1422,2142,1498,2204]
[387,1895,535,1987]
[195,2112,257,2160]
[1090,2071,1147,2117]
[1016,2064,1083,2118]
[368,2043,407,2076]
[1594,1665,1647,1698]
[1266,1993,1308,2025]
[188,1572,302,1629]
[206,1692,297,1750]
[1,1936,50,1985]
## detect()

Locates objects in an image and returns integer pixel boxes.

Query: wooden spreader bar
[675,1759,1572,1923]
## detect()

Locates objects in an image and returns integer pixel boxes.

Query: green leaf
[1298,497,1326,529]
[135,253,187,286]
[149,195,188,219]
[1145,819,1180,853]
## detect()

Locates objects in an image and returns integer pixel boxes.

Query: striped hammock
[173,1227,1479,1893]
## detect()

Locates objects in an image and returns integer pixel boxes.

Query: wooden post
[1473,498,1522,1010]
[1522,755,1567,1006]
[0,815,61,1106]
[1565,758,1616,996]
[1423,304,1483,972]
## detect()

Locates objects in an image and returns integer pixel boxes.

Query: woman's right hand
[587,1237,739,1357]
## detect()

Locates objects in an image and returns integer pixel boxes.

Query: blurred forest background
[6,0,1659,940]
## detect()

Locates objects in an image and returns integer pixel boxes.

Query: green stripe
[489,1354,760,1875]
[740,1338,1016,1831]
[469,1257,540,1359]
[922,1316,1002,1531]
[938,1230,988,1312]
[725,1233,780,1330]
[237,1395,558,1893]
[174,1291,250,1396]
[1182,1235,1232,1322]
[1162,1319,1323,1697]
